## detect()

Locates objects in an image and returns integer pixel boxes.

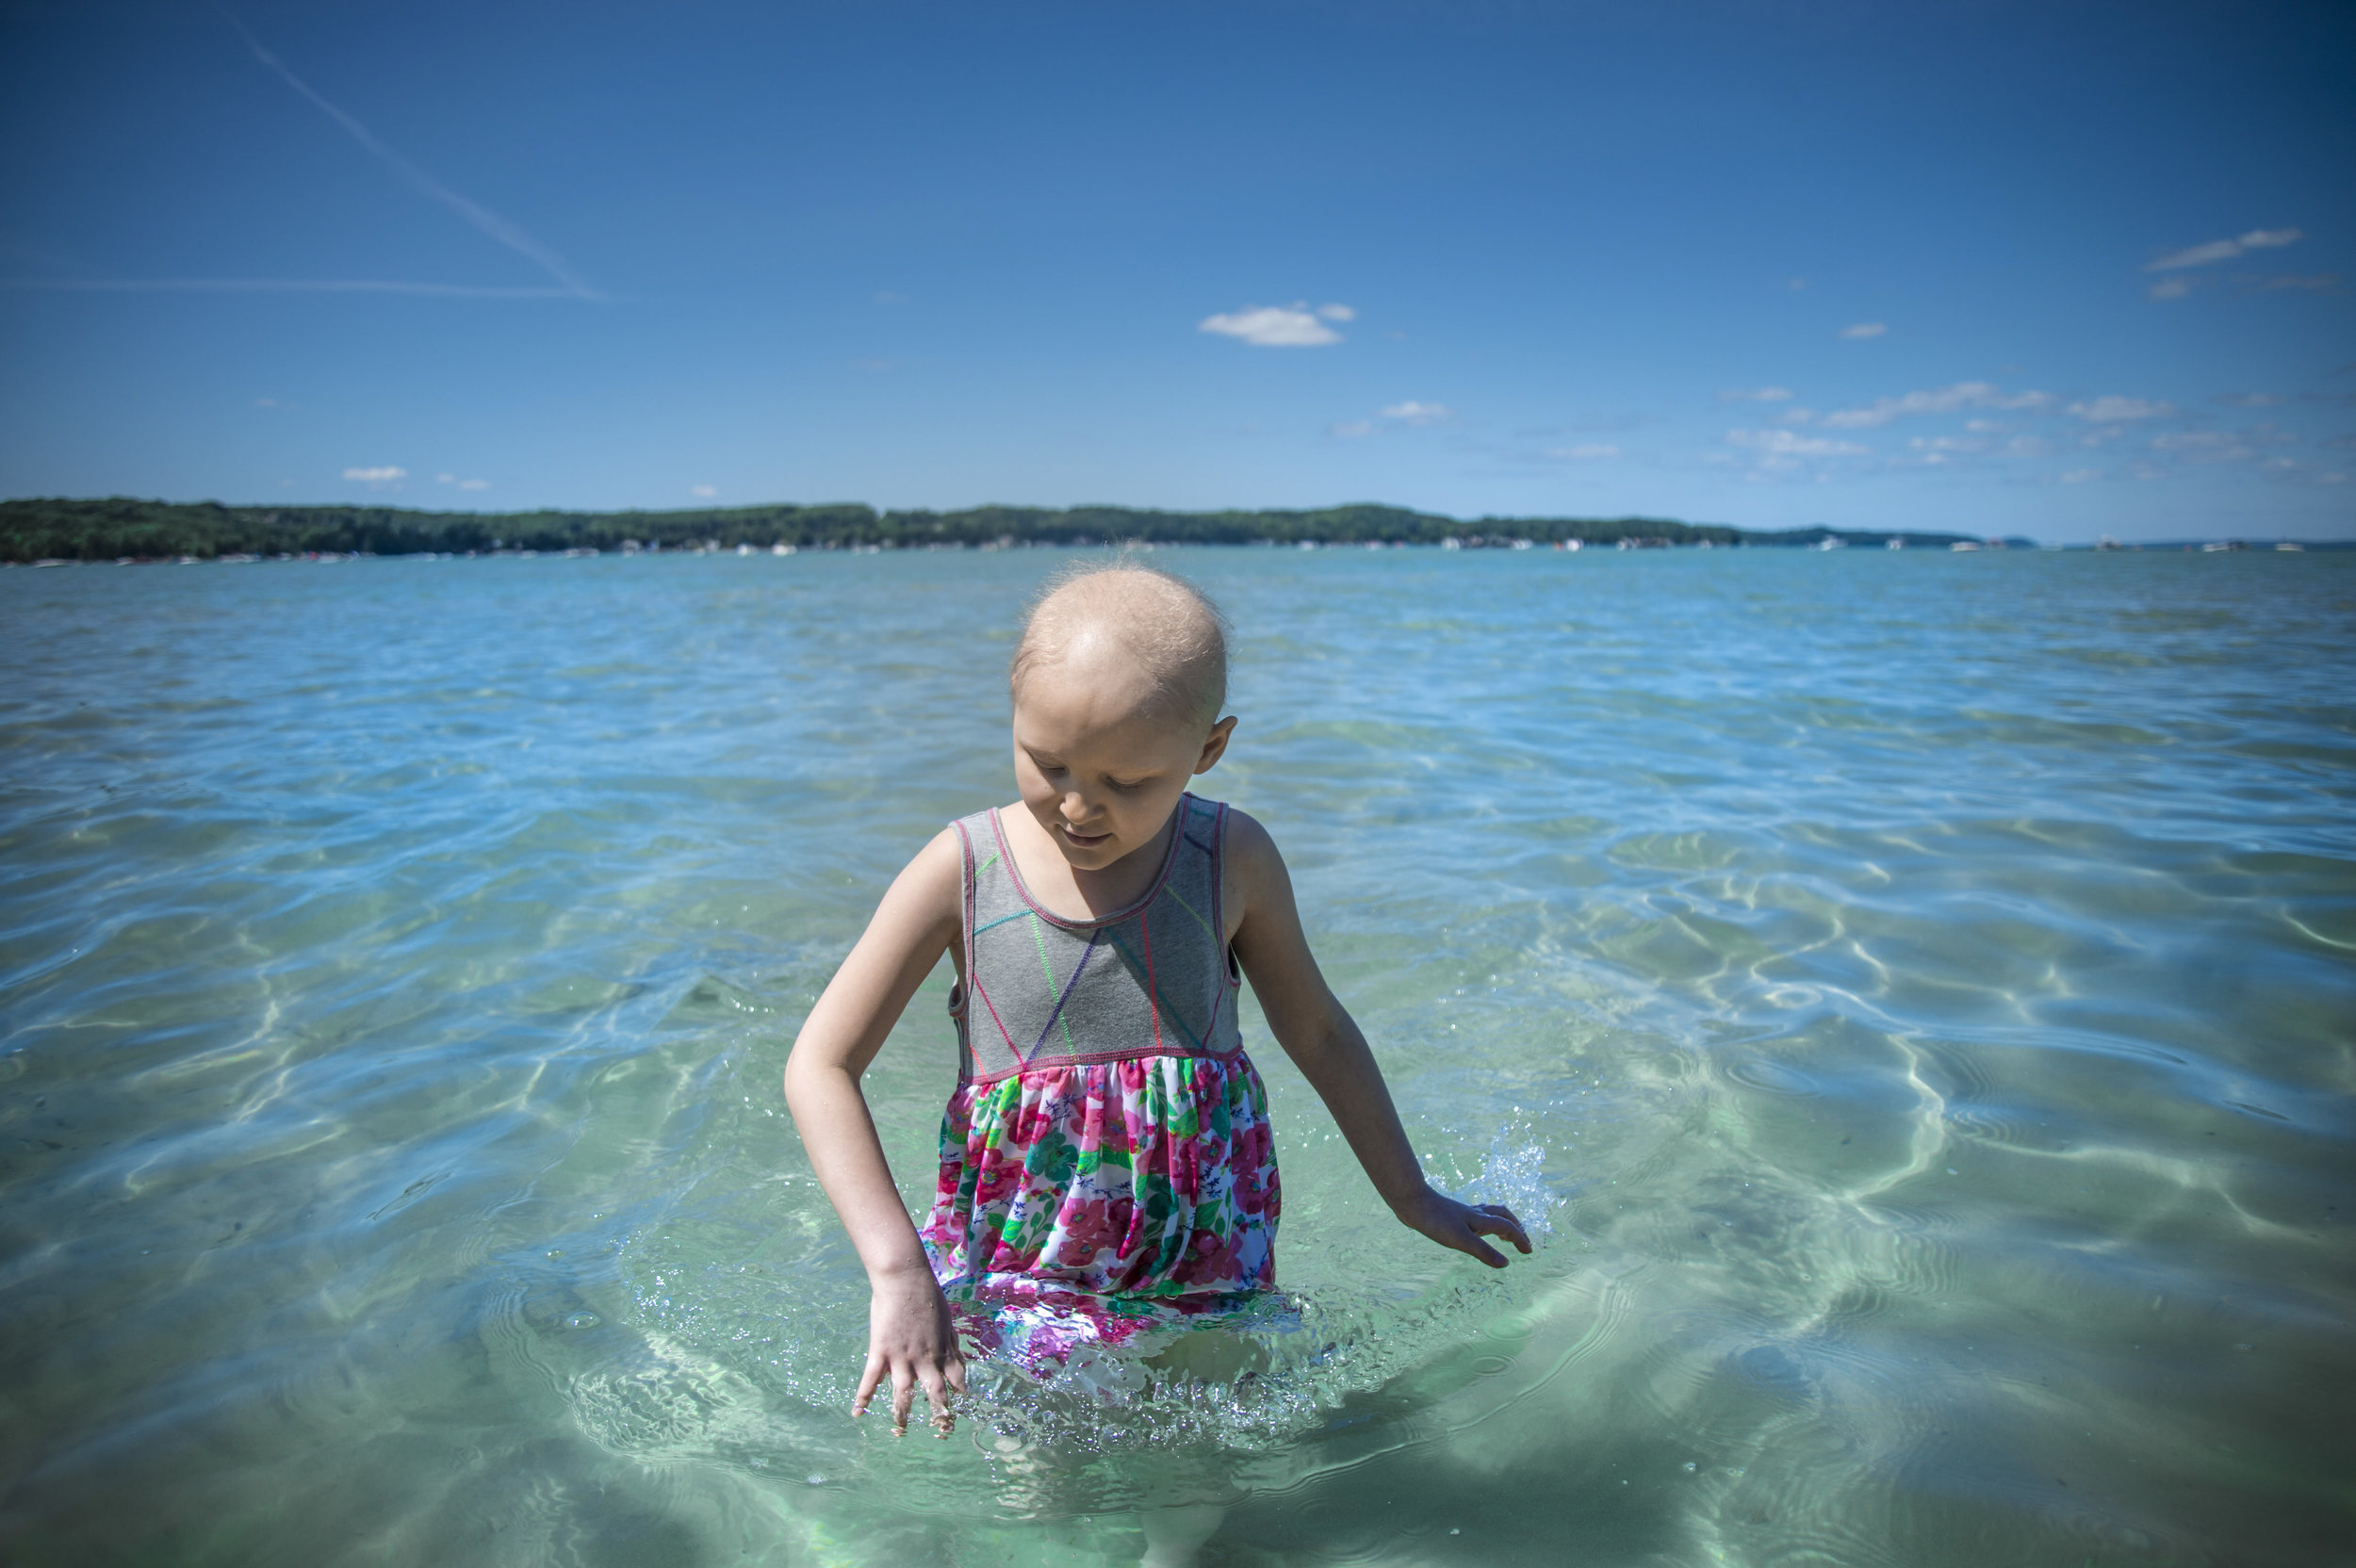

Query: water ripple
[2,550,2350,1564]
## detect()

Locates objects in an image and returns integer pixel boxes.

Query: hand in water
[853,1271,967,1436]
[1392,1184,1532,1267]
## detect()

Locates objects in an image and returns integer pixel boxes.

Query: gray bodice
[949,793,1245,1085]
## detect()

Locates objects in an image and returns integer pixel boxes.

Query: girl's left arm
[1224,810,1530,1268]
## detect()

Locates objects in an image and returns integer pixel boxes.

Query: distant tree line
[0,497,1993,563]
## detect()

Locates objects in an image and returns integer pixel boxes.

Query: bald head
[1010,564,1230,729]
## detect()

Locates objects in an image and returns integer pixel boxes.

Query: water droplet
[1946,1168,1958,1176]
[1682,1462,1697,1473]
[565,1311,601,1330]
[806,1474,826,1486]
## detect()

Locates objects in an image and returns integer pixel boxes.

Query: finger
[1476,1207,1534,1254]
[853,1354,885,1415]
[920,1366,954,1436]
[1458,1227,1508,1268]
[890,1364,915,1435]
[945,1353,969,1397]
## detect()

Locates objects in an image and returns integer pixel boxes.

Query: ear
[1193,715,1237,775]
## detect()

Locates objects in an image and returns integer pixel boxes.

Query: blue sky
[2,0,2350,541]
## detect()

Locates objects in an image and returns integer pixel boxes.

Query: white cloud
[691,484,718,498]
[1378,400,1454,426]
[2068,396,2174,423]
[2215,393,2283,407]
[1546,444,1620,461]
[1907,435,1986,453]
[1329,420,1373,438]
[2061,468,2101,483]
[456,479,488,491]
[2247,274,2339,293]
[343,465,406,487]
[2151,239,2244,271]
[2151,431,2252,461]
[1727,428,1868,457]
[2149,227,2303,271]
[1822,382,2053,429]
[255,397,278,407]
[1720,386,1794,401]
[1838,322,1887,339]
[1316,302,1355,321]
[1199,305,1342,347]
[2149,276,2195,302]
[873,290,907,304]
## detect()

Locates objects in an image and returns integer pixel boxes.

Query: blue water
[2,547,2349,1565]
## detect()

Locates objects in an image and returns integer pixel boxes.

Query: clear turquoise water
[2,547,2349,1566]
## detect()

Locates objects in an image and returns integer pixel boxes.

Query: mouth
[1059,824,1114,848]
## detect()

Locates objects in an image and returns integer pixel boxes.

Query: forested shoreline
[0,497,2001,562]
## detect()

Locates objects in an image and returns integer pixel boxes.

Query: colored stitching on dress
[1140,904,1159,1050]
[1140,907,1163,1053]
[1029,929,1097,1060]
[1101,926,1205,1053]
[973,909,1029,937]
[1162,884,1217,944]
[1029,917,1084,1059]
[973,975,1020,1054]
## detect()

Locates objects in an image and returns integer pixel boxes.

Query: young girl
[782,564,1530,1439]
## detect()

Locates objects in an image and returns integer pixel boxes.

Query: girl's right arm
[782,827,967,1436]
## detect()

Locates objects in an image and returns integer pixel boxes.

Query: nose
[1060,789,1095,823]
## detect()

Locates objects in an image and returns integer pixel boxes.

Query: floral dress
[917,795,1281,1370]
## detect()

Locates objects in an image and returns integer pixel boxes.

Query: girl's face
[1010,650,1234,874]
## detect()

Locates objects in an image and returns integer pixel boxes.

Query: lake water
[2,546,2349,1567]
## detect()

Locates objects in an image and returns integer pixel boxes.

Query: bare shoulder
[1217,805,1299,932]
[1219,804,1285,874]
[905,824,964,896]
[875,824,965,931]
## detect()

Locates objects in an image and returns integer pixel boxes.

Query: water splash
[1452,1128,1558,1240]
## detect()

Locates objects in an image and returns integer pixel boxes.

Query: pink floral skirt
[919,1054,1281,1371]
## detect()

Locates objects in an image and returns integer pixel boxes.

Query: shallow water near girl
[2,547,2349,1565]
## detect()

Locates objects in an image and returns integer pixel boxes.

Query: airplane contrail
[0,277,584,297]
[225,17,602,301]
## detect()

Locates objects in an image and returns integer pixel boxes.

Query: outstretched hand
[1392,1184,1533,1268]
[854,1270,967,1437]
